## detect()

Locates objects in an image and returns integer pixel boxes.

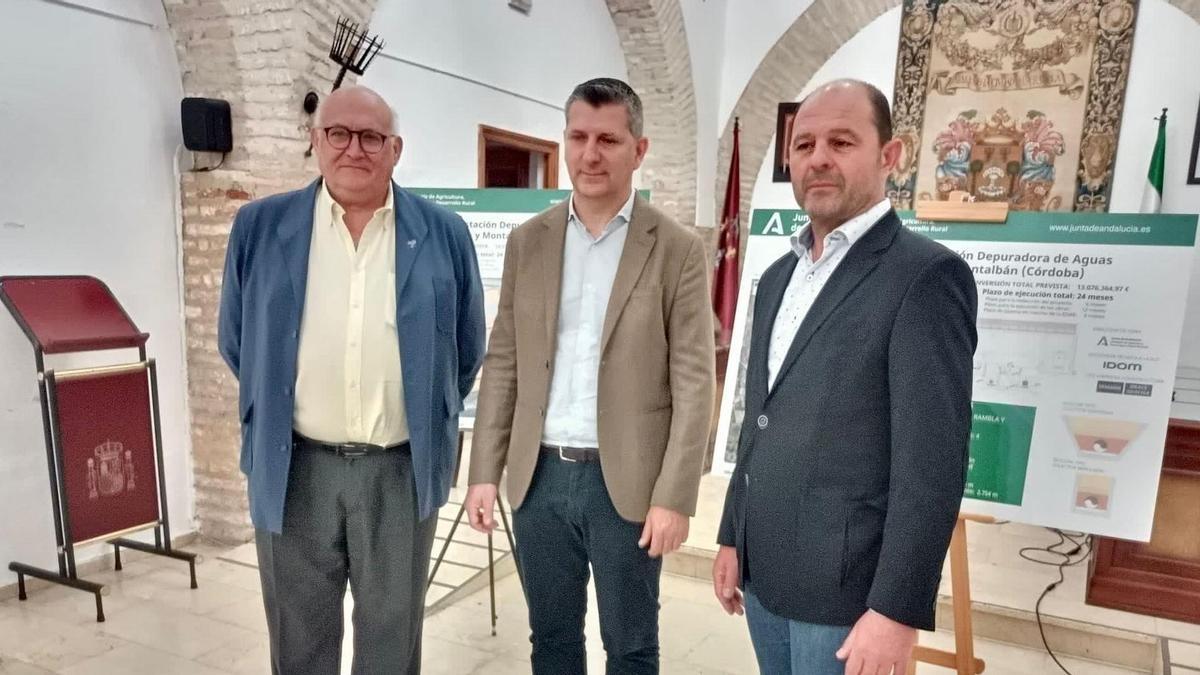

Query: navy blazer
[218,179,486,533]
[718,210,978,630]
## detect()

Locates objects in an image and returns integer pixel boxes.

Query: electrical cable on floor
[1018,529,1093,674]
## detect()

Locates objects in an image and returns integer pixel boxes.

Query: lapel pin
[407,239,416,249]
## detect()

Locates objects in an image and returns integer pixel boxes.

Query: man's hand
[711,545,743,615]
[836,609,916,675]
[464,483,498,534]
[637,506,688,558]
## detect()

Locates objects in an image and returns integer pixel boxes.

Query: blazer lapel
[767,211,900,399]
[391,183,430,304]
[539,202,569,352]
[276,179,321,318]
[600,195,656,355]
[752,254,798,397]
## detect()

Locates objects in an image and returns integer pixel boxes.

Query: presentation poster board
[713,210,1198,541]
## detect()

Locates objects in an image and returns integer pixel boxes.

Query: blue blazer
[218,179,486,533]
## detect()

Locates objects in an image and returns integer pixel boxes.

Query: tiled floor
[2,467,1196,674]
[0,540,1159,674]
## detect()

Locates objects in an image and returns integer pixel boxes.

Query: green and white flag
[1141,110,1167,213]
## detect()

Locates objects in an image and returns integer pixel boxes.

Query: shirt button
[757,414,769,430]
[279,443,288,452]
[284,386,292,396]
[291,330,299,339]
[806,274,814,281]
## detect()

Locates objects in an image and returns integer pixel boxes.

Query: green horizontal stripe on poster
[749,209,1197,246]
[413,188,650,213]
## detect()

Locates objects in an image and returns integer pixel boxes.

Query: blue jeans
[511,453,662,674]
[744,586,852,675]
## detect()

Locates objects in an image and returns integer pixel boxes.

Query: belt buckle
[556,446,577,463]
[338,443,368,458]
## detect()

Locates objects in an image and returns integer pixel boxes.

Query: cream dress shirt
[293,181,409,445]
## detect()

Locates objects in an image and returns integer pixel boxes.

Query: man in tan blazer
[465,78,715,674]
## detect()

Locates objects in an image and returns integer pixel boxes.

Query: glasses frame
[320,126,392,154]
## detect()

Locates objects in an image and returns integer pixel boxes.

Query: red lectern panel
[51,368,160,544]
[0,276,147,354]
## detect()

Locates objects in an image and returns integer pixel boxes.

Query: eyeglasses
[321,126,390,153]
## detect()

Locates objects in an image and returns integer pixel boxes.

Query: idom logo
[1103,361,1142,371]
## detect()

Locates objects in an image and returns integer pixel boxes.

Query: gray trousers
[255,443,437,675]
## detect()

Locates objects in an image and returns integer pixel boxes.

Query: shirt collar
[318,180,395,229]
[791,198,892,258]
[568,189,636,235]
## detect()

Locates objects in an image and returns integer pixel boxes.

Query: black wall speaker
[181,97,232,153]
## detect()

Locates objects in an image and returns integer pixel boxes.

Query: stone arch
[716,0,1200,236]
[607,0,698,229]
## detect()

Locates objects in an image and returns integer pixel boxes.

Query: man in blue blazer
[218,85,485,674]
[712,80,978,675]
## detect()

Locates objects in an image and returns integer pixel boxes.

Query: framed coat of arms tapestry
[887,0,1140,212]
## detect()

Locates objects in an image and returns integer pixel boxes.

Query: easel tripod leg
[428,502,467,589]
[487,532,497,636]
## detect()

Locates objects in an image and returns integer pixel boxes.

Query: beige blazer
[469,195,716,521]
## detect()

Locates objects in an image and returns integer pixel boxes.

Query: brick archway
[163,0,381,541]
[715,0,1200,238]
[606,0,698,230]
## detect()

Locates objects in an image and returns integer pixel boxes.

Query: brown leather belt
[540,444,601,463]
[294,432,410,458]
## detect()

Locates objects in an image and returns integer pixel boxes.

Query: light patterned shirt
[293,181,408,445]
[767,198,892,389]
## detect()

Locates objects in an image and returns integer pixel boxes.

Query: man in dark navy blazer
[712,80,978,675]
[218,85,485,674]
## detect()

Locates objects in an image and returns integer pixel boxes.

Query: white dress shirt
[767,198,893,389]
[293,181,409,445]
[542,190,636,447]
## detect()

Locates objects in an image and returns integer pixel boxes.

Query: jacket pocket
[792,491,849,597]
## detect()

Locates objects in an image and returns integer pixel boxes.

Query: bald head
[310,84,403,210]
[798,79,892,144]
[785,78,901,234]
[316,85,398,134]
